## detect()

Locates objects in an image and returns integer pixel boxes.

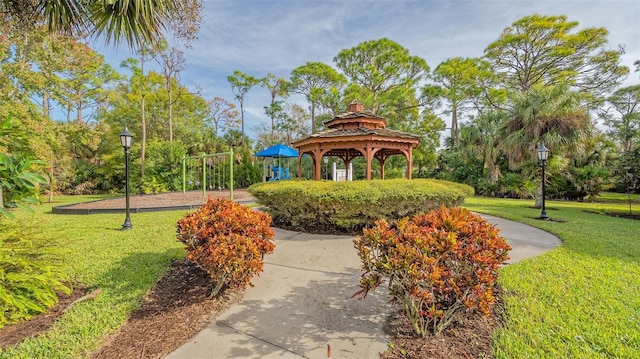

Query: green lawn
[0,195,188,359]
[463,196,640,358]
[590,191,640,204]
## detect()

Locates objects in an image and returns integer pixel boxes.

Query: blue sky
[93,0,640,139]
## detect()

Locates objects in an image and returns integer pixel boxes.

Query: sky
[93,0,640,140]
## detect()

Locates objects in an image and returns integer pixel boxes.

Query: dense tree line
[1,11,639,209]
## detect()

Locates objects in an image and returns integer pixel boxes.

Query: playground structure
[182,150,234,199]
[254,144,298,181]
[267,164,291,181]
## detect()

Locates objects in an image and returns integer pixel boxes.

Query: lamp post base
[121,219,133,230]
[539,211,549,220]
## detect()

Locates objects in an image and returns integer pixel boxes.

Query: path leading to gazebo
[167,214,561,359]
[53,191,561,358]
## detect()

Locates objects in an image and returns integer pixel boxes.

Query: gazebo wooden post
[352,147,371,180]
[313,152,322,181]
[365,145,373,180]
[297,154,302,179]
[406,148,413,180]
[378,157,387,180]
[312,149,330,181]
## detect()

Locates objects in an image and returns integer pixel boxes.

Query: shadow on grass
[98,248,184,307]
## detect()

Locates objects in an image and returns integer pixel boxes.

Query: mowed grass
[463,196,640,358]
[0,195,189,359]
[590,191,640,204]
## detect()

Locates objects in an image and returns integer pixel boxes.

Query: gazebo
[292,100,421,181]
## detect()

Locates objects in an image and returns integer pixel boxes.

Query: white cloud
[96,0,640,140]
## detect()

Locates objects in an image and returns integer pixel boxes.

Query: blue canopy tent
[254,144,299,180]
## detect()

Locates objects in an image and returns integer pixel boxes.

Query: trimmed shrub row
[248,179,474,233]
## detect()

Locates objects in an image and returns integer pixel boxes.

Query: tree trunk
[77,97,83,123]
[48,164,55,203]
[240,100,245,137]
[141,55,147,180]
[240,99,245,146]
[141,93,146,179]
[43,91,50,118]
[168,79,173,142]
[487,163,501,184]
[534,184,543,208]
[311,103,316,133]
[451,104,459,148]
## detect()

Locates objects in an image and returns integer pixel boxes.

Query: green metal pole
[182,156,186,193]
[202,153,206,197]
[229,148,234,200]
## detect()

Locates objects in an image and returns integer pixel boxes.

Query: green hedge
[248,179,474,233]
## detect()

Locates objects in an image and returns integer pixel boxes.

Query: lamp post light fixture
[536,142,550,220]
[324,156,329,180]
[119,127,133,230]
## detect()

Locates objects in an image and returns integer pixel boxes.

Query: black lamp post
[536,142,550,220]
[119,127,133,230]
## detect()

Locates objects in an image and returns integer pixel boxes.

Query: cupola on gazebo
[292,100,421,181]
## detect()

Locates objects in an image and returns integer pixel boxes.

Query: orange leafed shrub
[176,197,275,296]
[353,206,511,337]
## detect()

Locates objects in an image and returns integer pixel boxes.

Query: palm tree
[1,0,201,48]
[503,84,591,207]
[460,111,507,184]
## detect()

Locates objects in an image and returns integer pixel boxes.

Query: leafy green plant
[0,222,70,328]
[0,153,48,218]
[137,141,187,193]
[140,176,169,194]
[234,148,261,188]
[176,197,275,296]
[353,206,511,337]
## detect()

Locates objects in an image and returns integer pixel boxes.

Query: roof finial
[348,99,364,112]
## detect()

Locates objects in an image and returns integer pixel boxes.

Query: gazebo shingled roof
[291,100,421,180]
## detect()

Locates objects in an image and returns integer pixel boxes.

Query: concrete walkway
[167,215,561,359]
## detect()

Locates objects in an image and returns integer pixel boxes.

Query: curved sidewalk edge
[166,215,561,359]
[480,213,562,264]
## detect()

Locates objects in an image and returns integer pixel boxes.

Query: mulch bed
[90,259,241,359]
[381,293,504,359]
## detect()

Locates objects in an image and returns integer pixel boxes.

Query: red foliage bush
[353,206,511,337]
[176,197,275,296]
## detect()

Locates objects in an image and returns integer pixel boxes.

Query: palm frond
[89,0,176,49]
[41,0,87,34]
